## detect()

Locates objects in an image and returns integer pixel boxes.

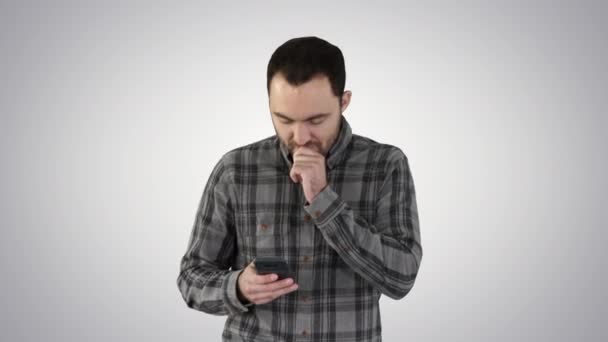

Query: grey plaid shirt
[177,116,422,341]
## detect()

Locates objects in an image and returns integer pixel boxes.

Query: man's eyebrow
[273,112,331,121]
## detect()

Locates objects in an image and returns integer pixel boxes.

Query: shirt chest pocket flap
[248,211,288,257]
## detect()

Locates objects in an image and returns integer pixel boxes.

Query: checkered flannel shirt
[177,116,423,341]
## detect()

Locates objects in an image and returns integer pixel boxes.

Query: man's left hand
[289,146,327,204]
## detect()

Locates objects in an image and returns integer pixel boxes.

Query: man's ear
[340,90,352,113]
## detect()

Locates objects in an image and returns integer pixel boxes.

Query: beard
[272,125,335,157]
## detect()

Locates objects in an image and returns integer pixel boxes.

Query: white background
[1,1,606,341]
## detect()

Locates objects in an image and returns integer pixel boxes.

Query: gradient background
[1,1,606,341]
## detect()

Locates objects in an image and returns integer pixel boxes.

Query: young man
[177,36,423,341]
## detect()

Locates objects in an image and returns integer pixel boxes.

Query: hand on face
[289,146,327,204]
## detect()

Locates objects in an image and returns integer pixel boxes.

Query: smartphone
[254,256,292,280]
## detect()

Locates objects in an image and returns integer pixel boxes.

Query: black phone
[254,256,292,280]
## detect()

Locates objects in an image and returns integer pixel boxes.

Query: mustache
[288,141,322,153]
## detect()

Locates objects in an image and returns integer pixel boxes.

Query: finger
[293,152,323,161]
[290,164,316,176]
[292,156,324,168]
[255,297,274,305]
[249,278,294,296]
[293,146,321,156]
[267,283,299,300]
[293,153,319,161]
[257,277,294,293]
[251,273,279,285]
[299,173,309,186]
[251,283,299,303]
[289,168,302,183]
[292,158,321,167]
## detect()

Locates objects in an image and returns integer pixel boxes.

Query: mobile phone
[254,256,292,280]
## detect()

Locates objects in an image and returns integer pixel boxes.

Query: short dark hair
[266,36,346,99]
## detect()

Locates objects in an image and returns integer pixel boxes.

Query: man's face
[269,72,351,156]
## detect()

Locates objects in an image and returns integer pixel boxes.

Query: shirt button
[303,255,311,262]
[260,223,269,231]
[301,295,310,302]
[301,329,309,336]
[314,210,321,218]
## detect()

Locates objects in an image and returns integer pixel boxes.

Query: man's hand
[289,146,327,204]
[237,261,299,305]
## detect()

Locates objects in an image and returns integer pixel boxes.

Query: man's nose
[292,123,311,146]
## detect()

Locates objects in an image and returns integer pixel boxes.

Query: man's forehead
[269,73,333,97]
[269,93,336,119]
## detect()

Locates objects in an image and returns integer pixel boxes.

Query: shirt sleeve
[176,157,250,315]
[304,148,423,299]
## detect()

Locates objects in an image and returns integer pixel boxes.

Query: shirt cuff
[224,269,252,315]
[303,185,346,228]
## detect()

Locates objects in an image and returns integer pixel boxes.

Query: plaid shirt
[177,116,423,341]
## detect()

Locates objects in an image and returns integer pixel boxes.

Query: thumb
[290,169,301,183]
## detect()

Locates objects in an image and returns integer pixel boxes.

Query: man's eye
[280,119,293,124]
[310,119,324,125]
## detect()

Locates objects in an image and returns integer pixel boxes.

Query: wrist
[236,270,251,305]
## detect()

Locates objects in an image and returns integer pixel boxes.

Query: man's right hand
[237,261,299,305]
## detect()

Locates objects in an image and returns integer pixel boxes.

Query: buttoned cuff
[304,185,346,228]
[224,269,252,315]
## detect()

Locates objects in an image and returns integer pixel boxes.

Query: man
[177,36,423,341]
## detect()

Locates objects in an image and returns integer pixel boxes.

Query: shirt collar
[278,115,353,171]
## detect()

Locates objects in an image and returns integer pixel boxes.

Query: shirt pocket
[248,211,288,258]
